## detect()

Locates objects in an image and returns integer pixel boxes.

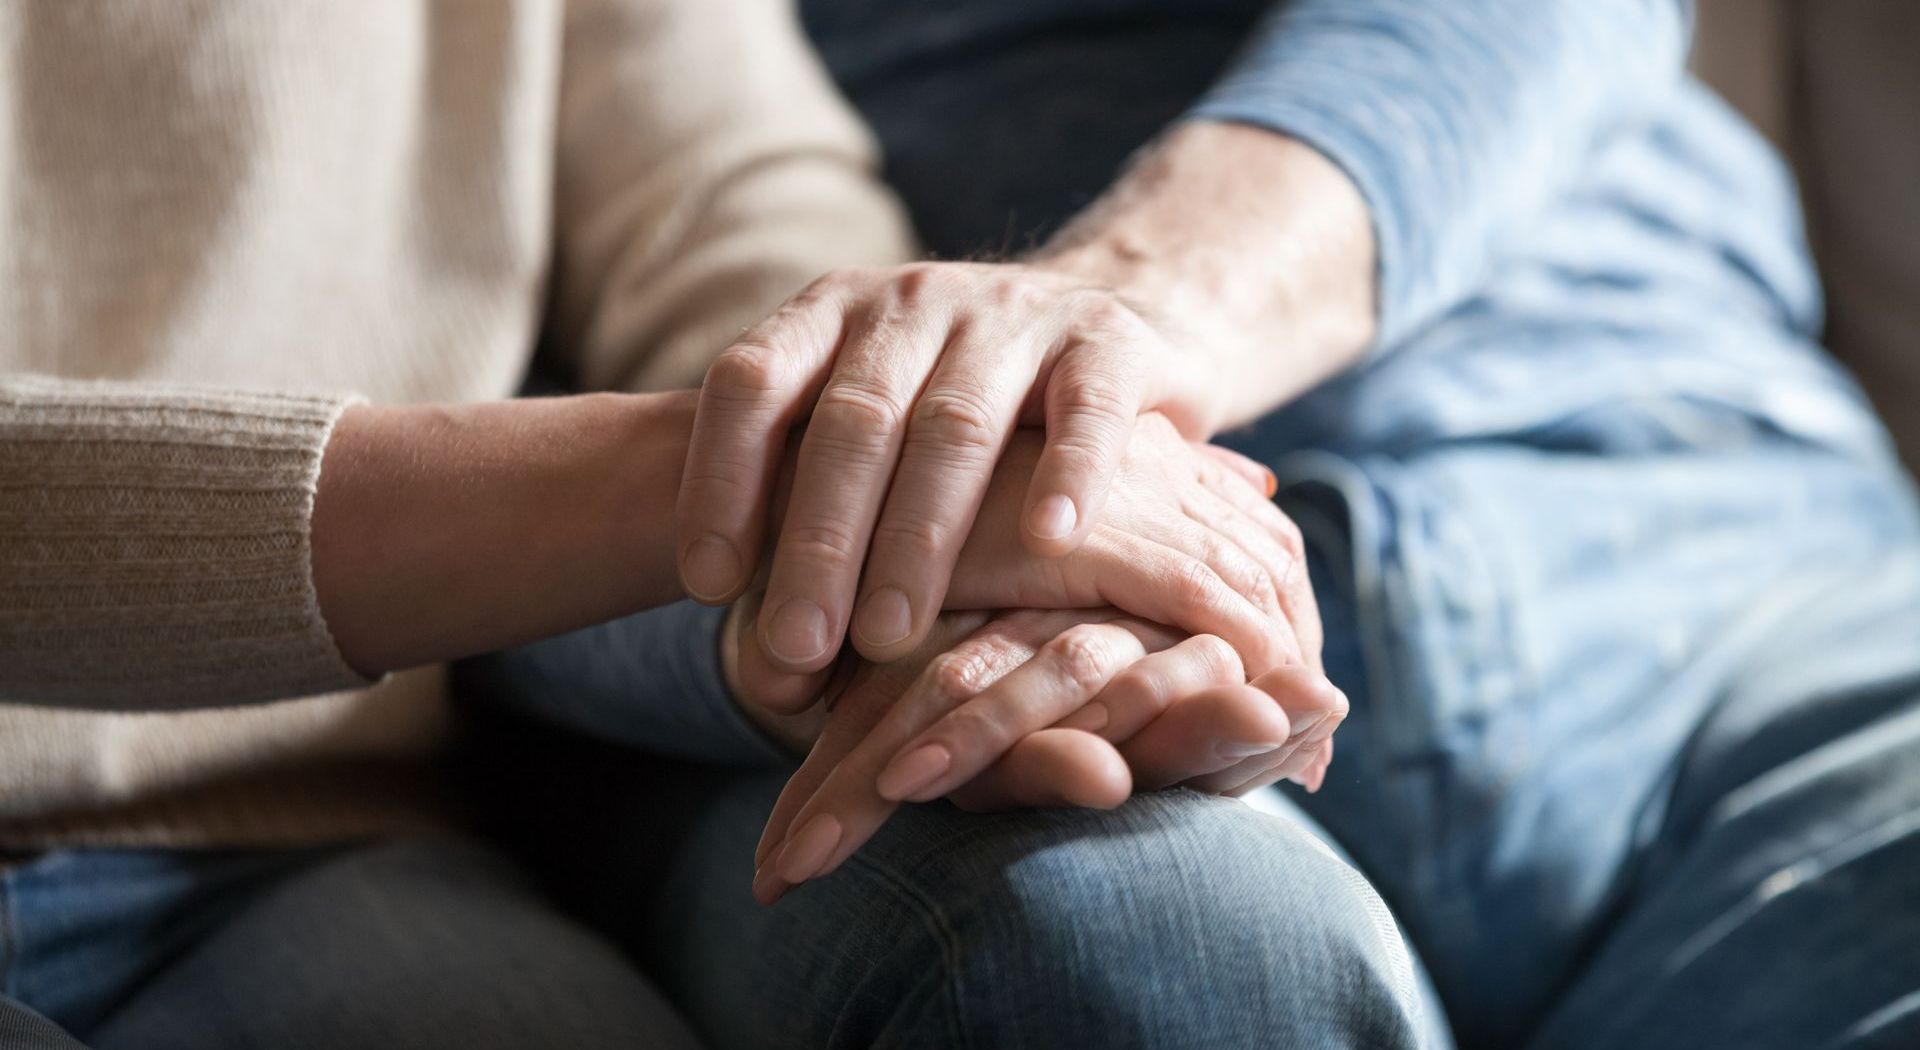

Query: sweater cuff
[0,375,374,709]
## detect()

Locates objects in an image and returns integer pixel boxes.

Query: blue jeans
[0,837,702,1048]
[467,424,1917,1050]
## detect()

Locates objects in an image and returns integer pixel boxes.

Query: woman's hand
[730,420,1320,717]
[675,262,1228,670]
[738,605,1347,905]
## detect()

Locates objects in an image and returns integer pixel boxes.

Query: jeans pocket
[1276,449,1518,767]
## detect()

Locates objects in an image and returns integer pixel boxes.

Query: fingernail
[1216,741,1283,761]
[855,586,913,648]
[1263,468,1279,499]
[876,743,952,801]
[1057,701,1110,733]
[765,598,831,665]
[751,862,787,905]
[682,535,741,602]
[774,814,843,884]
[1027,494,1077,541]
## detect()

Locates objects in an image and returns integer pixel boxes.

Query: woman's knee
[89,837,701,1050]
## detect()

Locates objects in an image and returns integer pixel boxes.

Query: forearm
[1185,0,1690,346]
[1037,1,1690,425]
[312,390,697,675]
[1036,122,1376,429]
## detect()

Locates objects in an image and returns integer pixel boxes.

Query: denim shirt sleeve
[454,599,792,767]
[1186,0,1692,350]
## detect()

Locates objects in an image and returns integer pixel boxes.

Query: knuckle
[1052,371,1135,423]
[813,382,908,444]
[1113,664,1174,714]
[1000,275,1047,309]
[928,650,995,702]
[676,467,758,507]
[780,520,863,568]
[870,515,949,563]
[706,344,787,400]
[1045,626,1115,692]
[891,263,950,304]
[809,266,868,294]
[941,702,1015,751]
[910,390,1001,453]
[1189,634,1244,681]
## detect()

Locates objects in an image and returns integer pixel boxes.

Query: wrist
[1033,121,1377,425]
[612,389,700,594]
[311,390,699,674]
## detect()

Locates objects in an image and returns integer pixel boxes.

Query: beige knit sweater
[0,1,914,848]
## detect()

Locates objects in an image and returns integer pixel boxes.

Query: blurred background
[1691,0,1918,471]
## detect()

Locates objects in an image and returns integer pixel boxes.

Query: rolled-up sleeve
[1188,0,1692,348]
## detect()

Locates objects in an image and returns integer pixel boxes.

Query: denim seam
[840,851,977,1050]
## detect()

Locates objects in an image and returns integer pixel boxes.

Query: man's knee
[804,789,1429,1049]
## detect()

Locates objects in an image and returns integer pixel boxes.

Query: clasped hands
[675,264,1346,905]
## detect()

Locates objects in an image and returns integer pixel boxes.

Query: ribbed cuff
[0,375,373,709]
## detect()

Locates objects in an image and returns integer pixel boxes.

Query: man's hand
[677,262,1220,668]
[728,420,1320,717]
[739,605,1347,905]
[676,123,1374,677]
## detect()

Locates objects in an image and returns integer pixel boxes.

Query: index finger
[677,283,848,604]
[750,609,992,889]
[752,611,1070,903]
